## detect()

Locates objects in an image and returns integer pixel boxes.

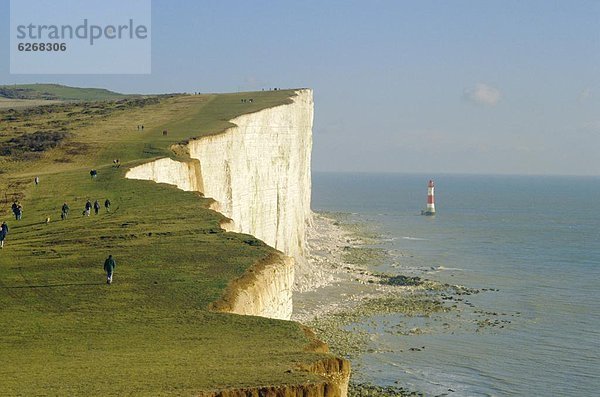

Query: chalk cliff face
[127,89,312,261]
[187,89,313,261]
[125,90,314,320]
[125,157,201,192]
[208,253,294,320]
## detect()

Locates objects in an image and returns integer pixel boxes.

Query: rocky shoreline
[293,213,512,397]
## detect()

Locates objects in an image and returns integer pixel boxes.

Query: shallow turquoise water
[312,173,600,397]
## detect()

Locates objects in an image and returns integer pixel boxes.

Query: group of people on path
[2,197,113,247]
[3,169,121,284]
[81,199,110,216]
[61,198,110,218]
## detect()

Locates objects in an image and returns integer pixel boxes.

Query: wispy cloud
[463,83,501,106]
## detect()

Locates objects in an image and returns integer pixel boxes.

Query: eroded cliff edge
[127,89,312,263]
[126,89,313,320]
[125,89,350,396]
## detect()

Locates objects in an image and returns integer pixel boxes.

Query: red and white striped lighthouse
[422,179,436,215]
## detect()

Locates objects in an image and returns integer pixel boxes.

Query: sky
[1,0,599,175]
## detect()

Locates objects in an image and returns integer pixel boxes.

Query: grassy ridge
[0,90,328,395]
[0,83,127,101]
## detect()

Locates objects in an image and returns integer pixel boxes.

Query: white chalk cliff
[126,157,201,192]
[187,89,313,261]
[125,89,314,320]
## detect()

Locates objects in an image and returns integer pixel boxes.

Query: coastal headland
[0,86,349,396]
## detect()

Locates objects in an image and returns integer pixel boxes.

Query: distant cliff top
[0,83,128,101]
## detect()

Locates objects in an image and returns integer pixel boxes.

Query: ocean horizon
[311,172,600,396]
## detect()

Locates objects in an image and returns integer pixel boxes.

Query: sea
[311,172,600,397]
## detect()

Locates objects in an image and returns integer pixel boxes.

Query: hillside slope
[0,90,348,395]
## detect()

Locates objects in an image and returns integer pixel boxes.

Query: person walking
[13,204,22,221]
[11,202,18,220]
[93,200,101,215]
[103,255,116,284]
[104,199,111,212]
[61,202,70,220]
[84,200,92,216]
[34,176,39,185]
[0,221,8,249]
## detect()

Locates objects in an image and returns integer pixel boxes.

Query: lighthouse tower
[422,180,436,216]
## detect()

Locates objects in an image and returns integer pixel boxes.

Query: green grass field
[0,89,333,395]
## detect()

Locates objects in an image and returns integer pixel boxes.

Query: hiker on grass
[104,199,111,212]
[104,255,116,284]
[11,202,18,219]
[12,203,22,221]
[84,200,92,216]
[0,221,8,249]
[93,200,100,215]
[61,202,70,220]
[0,228,6,249]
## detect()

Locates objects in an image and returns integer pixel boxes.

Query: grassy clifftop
[0,89,333,395]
